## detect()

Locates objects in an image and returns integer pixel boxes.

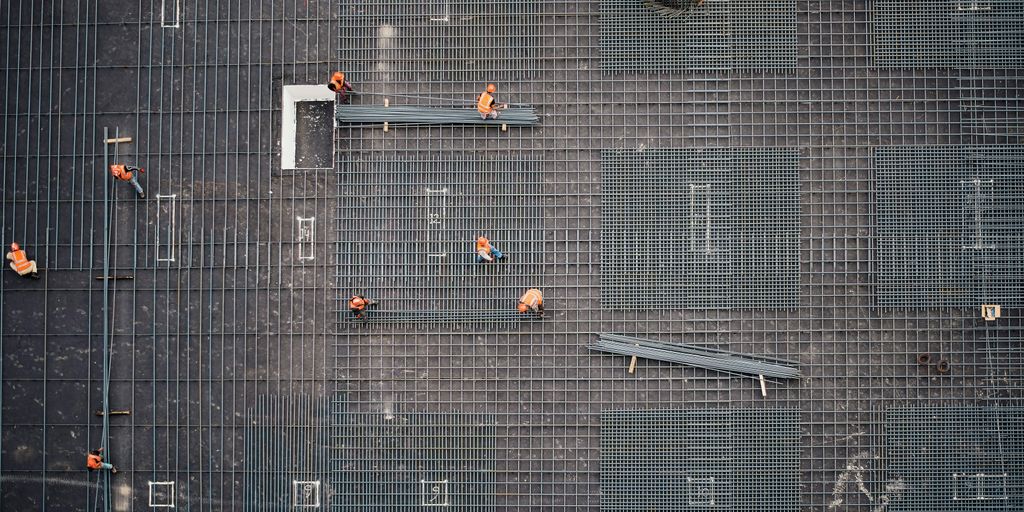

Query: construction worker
[348,294,377,319]
[86,447,118,474]
[518,288,544,316]
[6,242,40,279]
[328,72,354,104]
[477,83,506,120]
[475,236,505,263]
[109,164,145,198]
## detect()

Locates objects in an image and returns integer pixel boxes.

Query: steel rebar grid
[0,0,1023,510]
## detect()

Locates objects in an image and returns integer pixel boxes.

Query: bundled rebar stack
[349,309,538,324]
[335,105,539,126]
[590,333,801,379]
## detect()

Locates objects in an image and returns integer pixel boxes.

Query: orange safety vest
[475,238,491,254]
[520,288,543,308]
[8,249,32,273]
[349,296,366,310]
[477,92,495,115]
[87,453,103,470]
[109,164,132,181]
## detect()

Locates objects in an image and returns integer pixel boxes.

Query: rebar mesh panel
[599,0,797,71]
[335,155,544,324]
[875,146,1024,307]
[959,72,1024,143]
[332,412,497,511]
[873,1,1024,68]
[338,0,541,83]
[600,409,800,511]
[244,395,332,511]
[601,148,800,309]
[884,406,1024,511]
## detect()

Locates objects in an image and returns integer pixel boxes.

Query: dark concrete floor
[2,0,1023,510]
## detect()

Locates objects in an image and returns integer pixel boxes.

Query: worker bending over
[86,447,118,474]
[348,295,377,320]
[477,83,507,120]
[518,288,544,317]
[328,72,354,104]
[109,164,145,198]
[476,236,505,263]
[6,242,39,279]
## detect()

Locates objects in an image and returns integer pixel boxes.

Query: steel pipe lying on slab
[591,333,801,379]
[335,105,539,126]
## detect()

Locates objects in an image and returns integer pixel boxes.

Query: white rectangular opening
[292,480,321,508]
[297,217,315,260]
[161,0,181,28]
[420,479,449,507]
[281,85,336,170]
[156,194,177,262]
[148,481,175,508]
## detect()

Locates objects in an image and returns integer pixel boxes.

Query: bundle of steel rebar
[590,333,801,379]
[641,0,705,19]
[351,309,536,323]
[335,105,539,126]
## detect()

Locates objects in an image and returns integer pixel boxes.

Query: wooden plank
[628,355,637,374]
[103,137,133,144]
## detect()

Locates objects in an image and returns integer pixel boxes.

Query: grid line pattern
[873,0,1024,68]
[884,406,1024,511]
[338,0,541,83]
[331,412,497,511]
[600,408,801,511]
[601,148,800,308]
[599,0,797,71]
[334,155,545,325]
[875,145,1024,307]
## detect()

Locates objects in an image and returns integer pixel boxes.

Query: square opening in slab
[281,86,335,170]
[292,480,321,508]
[148,481,174,508]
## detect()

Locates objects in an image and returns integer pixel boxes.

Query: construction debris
[590,333,801,379]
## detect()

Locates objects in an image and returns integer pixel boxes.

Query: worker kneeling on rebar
[348,294,377,320]
[518,288,544,317]
[109,164,145,198]
[477,83,507,120]
[328,71,354,104]
[86,447,118,474]
[475,236,505,263]
[6,242,40,279]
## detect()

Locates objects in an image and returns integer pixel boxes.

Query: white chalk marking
[148,481,175,508]
[156,194,177,263]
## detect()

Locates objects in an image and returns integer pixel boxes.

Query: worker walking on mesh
[6,242,40,279]
[475,236,505,263]
[86,447,118,474]
[109,164,145,198]
[518,288,544,317]
[477,83,507,120]
[328,72,354,104]
[348,294,377,320]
